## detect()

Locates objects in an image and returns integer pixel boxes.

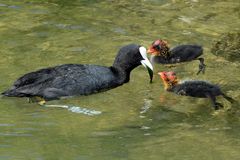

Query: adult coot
[148,39,206,75]
[158,71,234,110]
[2,44,153,104]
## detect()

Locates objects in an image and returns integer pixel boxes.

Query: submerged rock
[211,32,240,62]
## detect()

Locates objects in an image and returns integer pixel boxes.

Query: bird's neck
[151,50,171,63]
[110,65,132,83]
[163,79,179,91]
[160,50,171,59]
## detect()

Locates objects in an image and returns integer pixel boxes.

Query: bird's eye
[168,71,176,76]
[153,45,161,51]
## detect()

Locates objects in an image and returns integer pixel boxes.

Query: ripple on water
[0,144,11,148]
[141,126,151,130]
[91,131,118,137]
[14,127,40,131]
[0,156,12,160]
[22,121,56,126]
[209,127,232,132]
[44,104,102,116]
[112,27,127,35]
[144,133,151,136]
[55,24,87,30]
[0,3,7,7]
[67,47,86,53]
[178,16,194,24]
[24,112,48,118]
[140,99,152,114]
[30,32,49,38]
[0,123,15,127]
[0,132,32,137]
[8,5,21,9]
[29,9,49,15]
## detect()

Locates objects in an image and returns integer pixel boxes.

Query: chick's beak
[158,72,165,81]
[158,72,163,76]
[147,46,156,54]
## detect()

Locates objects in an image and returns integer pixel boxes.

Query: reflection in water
[140,98,152,114]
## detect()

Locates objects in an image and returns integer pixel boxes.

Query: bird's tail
[1,89,25,97]
[2,90,10,96]
[222,93,235,103]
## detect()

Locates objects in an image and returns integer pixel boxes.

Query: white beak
[139,46,154,82]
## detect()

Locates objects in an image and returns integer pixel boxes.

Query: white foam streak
[44,104,102,116]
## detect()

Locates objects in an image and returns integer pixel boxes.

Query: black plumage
[2,44,153,101]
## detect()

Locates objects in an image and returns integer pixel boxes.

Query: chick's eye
[168,71,175,76]
[153,45,161,51]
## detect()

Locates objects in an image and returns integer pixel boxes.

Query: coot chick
[158,71,234,110]
[2,44,153,104]
[148,39,206,75]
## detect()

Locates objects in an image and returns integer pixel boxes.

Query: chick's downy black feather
[169,80,222,98]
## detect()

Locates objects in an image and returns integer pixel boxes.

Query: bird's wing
[12,67,57,89]
[170,45,203,61]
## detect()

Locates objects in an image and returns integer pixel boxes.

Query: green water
[0,0,240,160]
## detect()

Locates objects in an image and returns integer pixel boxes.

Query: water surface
[0,0,240,160]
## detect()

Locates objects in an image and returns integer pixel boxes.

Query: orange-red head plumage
[147,39,170,57]
[158,71,178,90]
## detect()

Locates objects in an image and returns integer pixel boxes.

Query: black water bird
[158,71,234,110]
[148,39,206,75]
[2,44,153,104]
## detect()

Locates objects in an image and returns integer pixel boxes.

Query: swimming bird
[158,71,234,110]
[148,39,206,75]
[2,44,153,105]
